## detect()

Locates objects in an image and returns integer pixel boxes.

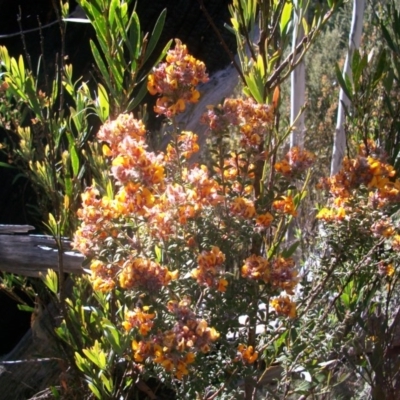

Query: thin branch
[196,0,245,84]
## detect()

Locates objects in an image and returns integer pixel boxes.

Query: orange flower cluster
[230,197,256,219]
[241,255,298,295]
[273,195,297,216]
[270,257,298,295]
[147,39,208,117]
[392,235,400,251]
[123,306,155,336]
[89,259,120,292]
[241,255,270,282]
[318,142,397,204]
[213,153,255,185]
[184,165,224,206]
[255,212,274,229]
[131,298,219,380]
[119,257,178,292]
[165,131,200,162]
[317,141,400,223]
[112,140,165,188]
[371,218,395,238]
[97,113,147,156]
[191,246,228,292]
[202,97,274,147]
[73,187,121,256]
[270,295,297,319]
[236,344,258,364]
[274,147,316,178]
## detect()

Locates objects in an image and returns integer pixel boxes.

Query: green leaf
[372,49,387,88]
[17,304,35,312]
[102,319,121,350]
[129,12,141,60]
[82,341,107,369]
[96,83,110,122]
[273,330,288,353]
[25,78,42,116]
[42,269,59,294]
[18,55,25,84]
[381,22,397,54]
[66,132,80,177]
[126,80,147,112]
[0,161,17,169]
[88,381,102,400]
[99,371,113,394]
[351,49,367,91]
[280,1,292,34]
[335,63,352,101]
[244,73,263,104]
[90,41,114,97]
[282,241,299,258]
[155,244,162,263]
[74,352,91,373]
[143,8,167,64]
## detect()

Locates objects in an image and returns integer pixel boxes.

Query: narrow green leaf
[244,73,263,104]
[96,83,109,122]
[372,49,387,88]
[280,1,292,34]
[90,41,115,97]
[88,382,102,400]
[282,241,300,258]
[17,304,35,312]
[99,372,113,394]
[126,81,147,112]
[143,8,167,64]
[335,63,352,101]
[129,12,141,60]
[66,132,80,177]
[108,0,118,29]
[102,320,121,350]
[18,55,25,84]
[381,23,397,53]
[42,268,59,294]
[0,161,17,169]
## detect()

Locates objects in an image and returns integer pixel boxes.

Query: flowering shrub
[71,38,316,397]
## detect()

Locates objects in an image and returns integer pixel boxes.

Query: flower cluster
[130,298,219,380]
[317,141,400,224]
[236,344,258,364]
[213,152,255,187]
[273,195,297,216]
[147,39,208,117]
[202,97,274,148]
[73,187,121,256]
[123,306,155,336]
[89,259,120,292]
[119,257,178,292]
[270,295,297,319]
[230,197,256,219]
[318,142,397,205]
[165,131,200,162]
[241,255,298,295]
[97,113,147,156]
[191,246,228,292]
[274,146,316,178]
